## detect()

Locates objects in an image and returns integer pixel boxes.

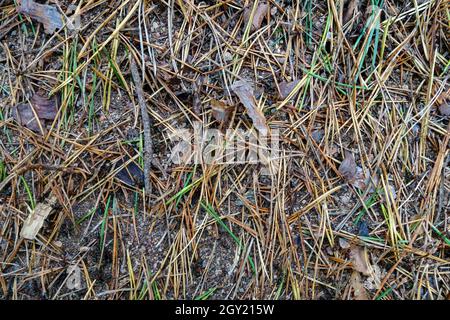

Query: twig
[130,56,153,196]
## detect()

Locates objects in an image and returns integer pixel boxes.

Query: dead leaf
[435,86,449,105]
[115,156,144,187]
[279,80,300,99]
[244,2,269,31]
[21,195,57,240]
[13,93,58,132]
[438,102,450,116]
[343,0,360,25]
[349,271,369,300]
[431,84,450,116]
[339,150,357,181]
[352,166,369,189]
[17,0,65,34]
[311,129,324,142]
[231,80,269,136]
[339,151,372,189]
[339,238,351,249]
[349,245,372,276]
[211,99,233,123]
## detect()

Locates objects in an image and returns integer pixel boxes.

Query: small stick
[130,56,153,196]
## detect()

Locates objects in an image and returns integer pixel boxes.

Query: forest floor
[0,0,449,300]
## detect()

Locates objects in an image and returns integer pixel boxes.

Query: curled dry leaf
[244,2,269,31]
[13,93,58,132]
[21,195,57,240]
[349,245,372,276]
[17,0,65,34]
[231,80,269,136]
[211,99,233,123]
[279,80,300,100]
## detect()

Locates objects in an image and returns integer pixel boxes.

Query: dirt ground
[0,0,449,300]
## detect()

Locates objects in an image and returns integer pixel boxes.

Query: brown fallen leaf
[17,0,66,34]
[339,150,357,181]
[339,237,351,249]
[13,93,58,132]
[339,151,372,189]
[231,80,269,136]
[244,2,269,31]
[210,99,233,123]
[279,80,300,100]
[349,271,369,300]
[20,195,57,240]
[436,86,449,104]
[349,245,372,276]
[439,102,450,116]
[343,0,360,25]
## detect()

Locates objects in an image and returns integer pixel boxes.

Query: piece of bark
[21,195,57,240]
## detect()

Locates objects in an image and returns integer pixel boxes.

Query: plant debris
[114,156,145,188]
[349,245,372,276]
[20,195,57,240]
[210,99,233,123]
[244,2,269,31]
[343,0,360,26]
[279,80,300,100]
[231,80,269,136]
[338,151,371,189]
[1,0,449,301]
[17,0,65,34]
[348,271,369,300]
[13,93,58,132]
